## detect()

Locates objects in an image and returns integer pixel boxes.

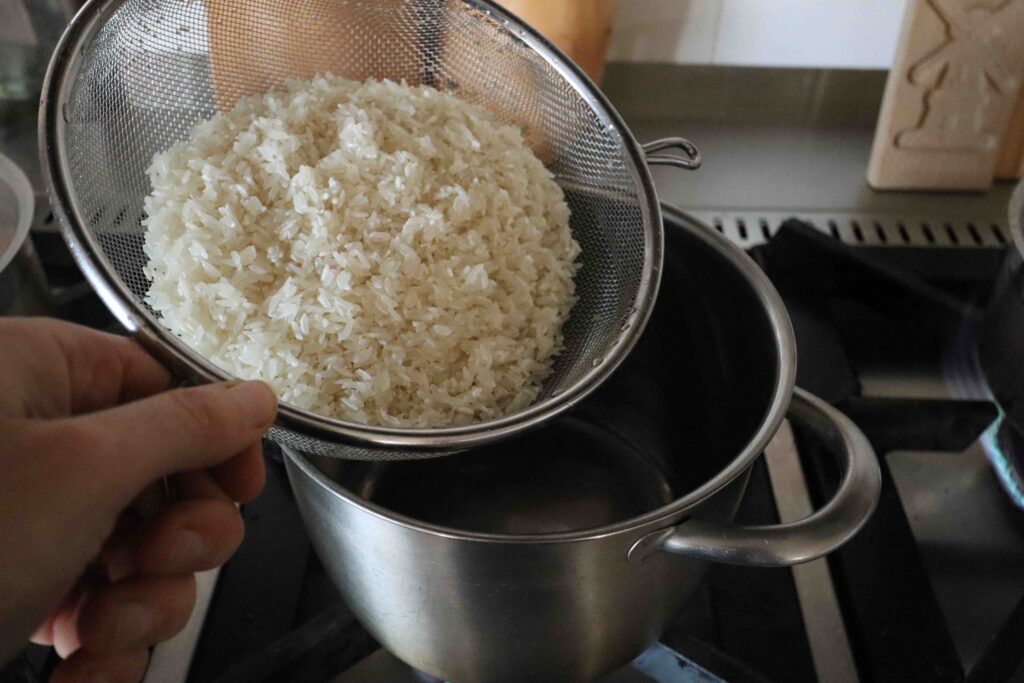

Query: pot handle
[629,387,881,567]
[642,138,701,171]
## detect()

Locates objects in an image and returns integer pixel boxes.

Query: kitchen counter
[602,64,1015,243]
[5,63,1018,236]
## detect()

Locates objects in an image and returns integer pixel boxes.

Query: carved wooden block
[868,0,1024,190]
[996,91,1024,179]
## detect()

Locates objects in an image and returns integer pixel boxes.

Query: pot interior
[338,417,675,534]
[309,212,784,535]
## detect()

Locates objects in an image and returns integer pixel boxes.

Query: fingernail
[113,603,154,646]
[226,381,277,428]
[168,529,207,569]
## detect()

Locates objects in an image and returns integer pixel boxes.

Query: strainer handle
[642,138,701,171]
[628,387,881,567]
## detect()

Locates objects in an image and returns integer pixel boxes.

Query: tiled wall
[607,0,908,69]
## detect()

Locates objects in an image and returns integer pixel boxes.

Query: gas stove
[4,205,1022,683]
[3,63,1024,683]
[190,210,1024,683]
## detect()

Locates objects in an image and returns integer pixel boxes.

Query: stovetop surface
[3,209,1023,683]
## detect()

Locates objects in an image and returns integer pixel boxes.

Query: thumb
[74,380,277,492]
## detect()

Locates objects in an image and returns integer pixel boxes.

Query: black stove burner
[757,218,1019,682]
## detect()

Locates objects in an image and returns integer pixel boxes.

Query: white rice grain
[143,74,579,427]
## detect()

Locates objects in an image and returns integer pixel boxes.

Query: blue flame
[980,410,1024,509]
[632,643,723,682]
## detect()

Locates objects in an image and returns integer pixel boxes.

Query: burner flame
[980,412,1024,509]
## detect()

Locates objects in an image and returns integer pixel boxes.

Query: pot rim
[286,205,798,544]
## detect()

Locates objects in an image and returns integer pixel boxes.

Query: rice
[142,74,579,427]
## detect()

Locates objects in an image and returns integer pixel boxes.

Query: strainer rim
[39,0,664,452]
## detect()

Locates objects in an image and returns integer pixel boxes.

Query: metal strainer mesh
[42,0,663,459]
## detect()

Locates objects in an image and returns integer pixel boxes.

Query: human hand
[0,318,277,682]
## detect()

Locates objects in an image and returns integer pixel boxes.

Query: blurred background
[3,2,1024,682]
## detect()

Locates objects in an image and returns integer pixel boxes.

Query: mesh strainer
[40,0,699,460]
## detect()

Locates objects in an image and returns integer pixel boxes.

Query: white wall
[607,0,909,69]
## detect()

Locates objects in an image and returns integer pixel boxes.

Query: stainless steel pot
[283,208,881,682]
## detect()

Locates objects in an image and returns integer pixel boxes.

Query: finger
[65,380,276,495]
[87,334,176,405]
[94,483,215,581]
[94,507,147,582]
[32,319,174,414]
[49,584,92,658]
[77,574,196,653]
[34,577,98,658]
[28,586,76,645]
[174,469,231,502]
[28,585,79,646]
[29,625,53,646]
[135,499,244,576]
[175,447,267,504]
[61,327,174,408]
[52,649,149,683]
[210,441,266,503]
